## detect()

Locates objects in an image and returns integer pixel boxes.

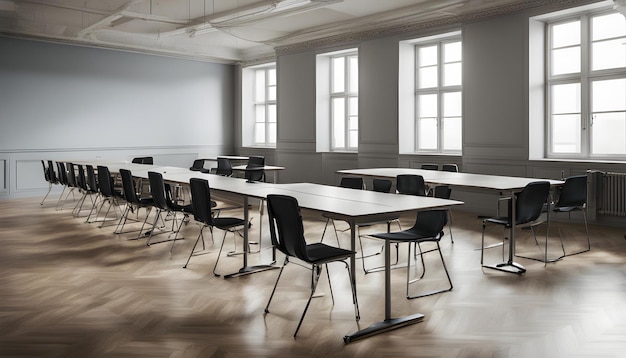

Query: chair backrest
[266,194,309,261]
[515,181,550,225]
[215,157,233,176]
[190,159,205,171]
[441,164,459,172]
[76,164,88,191]
[47,160,58,183]
[372,179,392,193]
[421,164,439,171]
[396,174,426,196]
[408,210,448,238]
[56,162,68,186]
[189,178,215,226]
[340,177,364,190]
[433,185,451,199]
[86,165,98,193]
[66,163,77,188]
[148,171,170,211]
[555,175,587,208]
[245,156,265,181]
[41,160,50,182]
[132,157,153,165]
[119,169,141,204]
[97,166,115,198]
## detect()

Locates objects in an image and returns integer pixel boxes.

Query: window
[316,49,358,152]
[242,63,276,148]
[546,11,626,158]
[331,52,359,151]
[399,31,462,155]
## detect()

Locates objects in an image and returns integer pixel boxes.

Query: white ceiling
[0,0,586,63]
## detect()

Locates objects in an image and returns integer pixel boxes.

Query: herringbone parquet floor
[1,194,625,358]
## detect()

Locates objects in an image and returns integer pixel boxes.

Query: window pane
[349,130,358,148]
[349,116,358,130]
[593,78,626,112]
[268,86,276,101]
[349,56,358,93]
[592,39,626,71]
[418,94,438,117]
[268,123,277,144]
[552,21,580,48]
[552,83,581,114]
[552,47,580,75]
[268,68,276,85]
[443,62,461,87]
[443,92,461,117]
[552,114,581,153]
[419,45,438,66]
[418,117,437,150]
[255,70,265,102]
[592,13,626,41]
[443,116,462,151]
[267,104,276,123]
[592,112,626,154]
[255,104,265,123]
[332,57,345,93]
[349,97,358,116]
[255,123,265,143]
[333,98,345,148]
[418,66,438,88]
[444,41,462,62]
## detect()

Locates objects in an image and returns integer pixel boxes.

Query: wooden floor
[1,194,625,358]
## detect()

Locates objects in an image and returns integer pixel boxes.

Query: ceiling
[0,0,594,63]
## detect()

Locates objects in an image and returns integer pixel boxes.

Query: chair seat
[213,217,246,229]
[553,206,580,213]
[372,230,442,243]
[305,243,355,263]
[483,217,512,227]
[137,197,153,206]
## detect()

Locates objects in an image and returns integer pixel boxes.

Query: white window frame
[544,8,626,160]
[242,62,276,148]
[398,31,462,155]
[330,52,358,151]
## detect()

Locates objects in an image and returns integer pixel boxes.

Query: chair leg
[183,227,206,269]
[294,264,323,337]
[406,242,453,299]
[40,182,53,205]
[560,210,591,257]
[264,257,288,314]
[212,230,230,277]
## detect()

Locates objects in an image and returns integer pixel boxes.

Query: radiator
[598,171,626,217]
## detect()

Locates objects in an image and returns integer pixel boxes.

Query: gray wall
[0,36,234,198]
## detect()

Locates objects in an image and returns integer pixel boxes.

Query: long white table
[65,161,463,341]
[338,168,563,275]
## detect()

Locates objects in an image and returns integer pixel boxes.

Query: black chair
[189,159,210,173]
[371,209,452,299]
[433,185,454,243]
[58,162,80,211]
[441,164,459,172]
[551,175,590,257]
[184,178,246,276]
[245,155,265,182]
[146,171,193,249]
[372,178,392,193]
[421,164,439,171]
[215,157,233,176]
[40,160,59,205]
[481,181,551,266]
[54,161,71,210]
[72,164,95,218]
[321,177,364,245]
[396,174,427,196]
[83,165,102,223]
[115,168,154,238]
[94,165,123,228]
[132,157,153,165]
[264,194,360,337]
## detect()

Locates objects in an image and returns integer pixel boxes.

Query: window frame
[413,36,463,154]
[253,66,277,147]
[330,52,359,152]
[545,9,626,160]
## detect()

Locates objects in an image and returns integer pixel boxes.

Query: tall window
[254,66,277,145]
[547,11,626,158]
[415,38,462,153]
[330,52,359,151]
[242,63,276,148]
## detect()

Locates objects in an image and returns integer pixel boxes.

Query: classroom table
[61,161,463,341]
[337,168,563,275]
